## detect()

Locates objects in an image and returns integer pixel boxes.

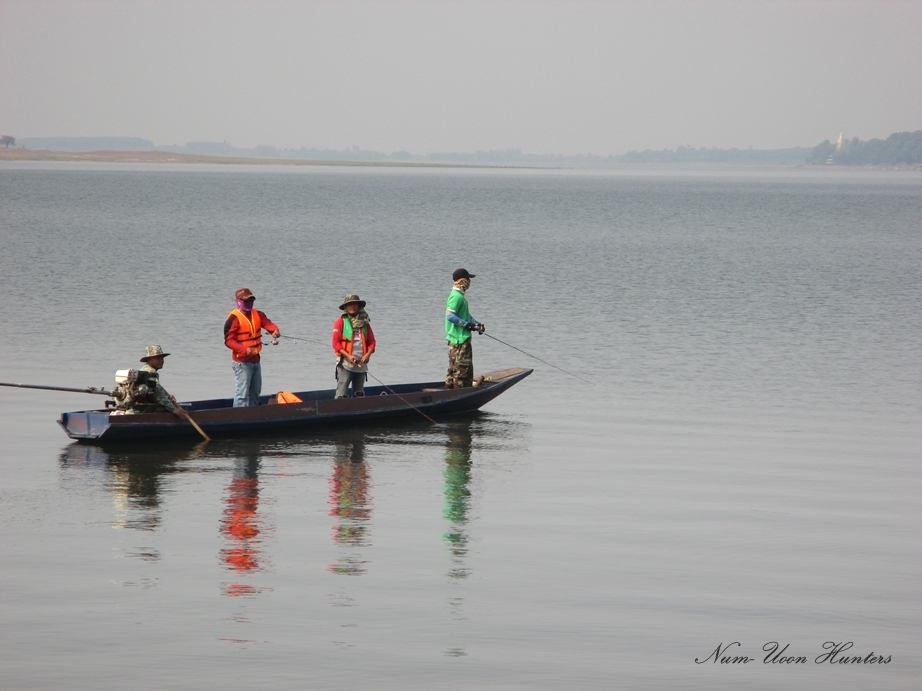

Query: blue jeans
[335,365,366,398]
[232,361,262,407]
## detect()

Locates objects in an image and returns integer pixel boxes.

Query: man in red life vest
[224,288,281,407]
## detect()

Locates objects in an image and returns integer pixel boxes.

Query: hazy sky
[1,0,920,155]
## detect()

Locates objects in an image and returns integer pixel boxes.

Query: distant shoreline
[0,147,514,169]
[2,148,919,171]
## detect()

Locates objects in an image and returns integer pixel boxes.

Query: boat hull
[58,368,532,443]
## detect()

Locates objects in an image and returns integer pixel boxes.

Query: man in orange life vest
[224,288,281,407]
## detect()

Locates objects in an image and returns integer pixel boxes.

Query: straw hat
[140,344,170,362]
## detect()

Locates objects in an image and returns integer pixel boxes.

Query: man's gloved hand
[476,323,486,334]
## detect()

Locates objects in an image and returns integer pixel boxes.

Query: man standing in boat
[224,288,281,407]
[444,268,486,389]
[332,293,376,398]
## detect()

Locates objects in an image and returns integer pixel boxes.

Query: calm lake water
[1,162,920,690]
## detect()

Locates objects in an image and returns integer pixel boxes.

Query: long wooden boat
[58,367,532,443]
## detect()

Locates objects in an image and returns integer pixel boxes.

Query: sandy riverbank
[0,147,496,168]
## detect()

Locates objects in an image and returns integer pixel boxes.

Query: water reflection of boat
[58,367,532,443]
[60,442,199,531]
[58,414,529,602]
[61,440,274,595]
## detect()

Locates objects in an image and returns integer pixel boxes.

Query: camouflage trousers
[446,340,473,388]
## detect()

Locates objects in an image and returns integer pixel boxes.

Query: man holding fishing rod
[444,268,486,389]
[224,288,281,407]
[332,293,376,398]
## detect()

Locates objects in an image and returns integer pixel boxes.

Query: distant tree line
[809,131,922,165]
[621,145,810,164]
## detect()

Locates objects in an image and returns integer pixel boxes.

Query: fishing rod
[0,381,113,396]
[277,334,325,346]
[480,332,594,384]
[283,328,588,387]
[278,335,438,424]
[364,371,438,424]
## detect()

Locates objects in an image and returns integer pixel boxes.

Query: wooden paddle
[172,399,211,442]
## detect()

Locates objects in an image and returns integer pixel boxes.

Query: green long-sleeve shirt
[140,363,178,413]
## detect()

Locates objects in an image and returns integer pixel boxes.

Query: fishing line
[278,336,438,424]
[481,332,593,384]
[364,371,438,424]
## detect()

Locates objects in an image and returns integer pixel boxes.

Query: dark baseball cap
[235,288,255,301]
[452,268,476,281]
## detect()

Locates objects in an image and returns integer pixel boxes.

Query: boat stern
[58,410,113,441]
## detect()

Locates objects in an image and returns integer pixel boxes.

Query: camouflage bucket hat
[339,293,367,310]
[140,344,170,362]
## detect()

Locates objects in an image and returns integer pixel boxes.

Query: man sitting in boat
[111,344,181,415]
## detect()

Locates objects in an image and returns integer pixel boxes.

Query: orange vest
[228,308,263,354]
[336,317,368,358]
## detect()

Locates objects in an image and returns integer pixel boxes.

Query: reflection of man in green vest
[444,268,486,389]
[443,423,474,577]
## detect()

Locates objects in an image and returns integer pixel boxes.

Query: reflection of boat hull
[59,368,532,443]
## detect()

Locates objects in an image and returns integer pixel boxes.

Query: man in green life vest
[444,268,486,389]
[332,294,377,398]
